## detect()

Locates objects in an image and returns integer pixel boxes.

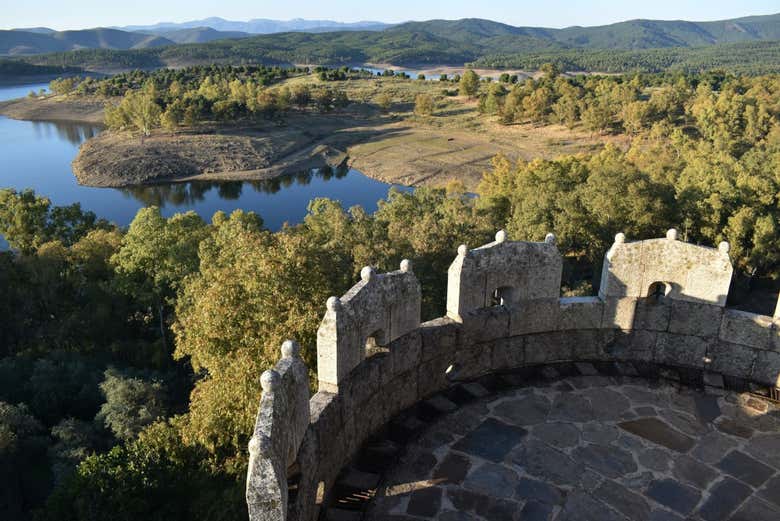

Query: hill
[14,13,780,72]
[155,27,251,44]
[0,28,174,56]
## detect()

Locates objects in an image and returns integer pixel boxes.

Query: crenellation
[316,260,421,392]
[446,232,562,321]
[246,232,780,521]
[599,229,733,305]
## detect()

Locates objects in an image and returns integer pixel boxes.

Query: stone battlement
[246,230,780,521]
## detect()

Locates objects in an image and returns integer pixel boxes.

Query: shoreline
[2,93,623,191]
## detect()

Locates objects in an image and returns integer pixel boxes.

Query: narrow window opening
[491,286,517,307]
[647,282,671,304]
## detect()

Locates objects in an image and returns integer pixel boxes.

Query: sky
[1,0,778,31]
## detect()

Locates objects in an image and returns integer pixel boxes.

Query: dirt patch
[0,94,107,124]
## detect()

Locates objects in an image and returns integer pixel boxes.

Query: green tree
[414,93,435,116]
[95,368,168,442]
[105,84,162,137]
[112,208,209,352]
[459,69,480,98]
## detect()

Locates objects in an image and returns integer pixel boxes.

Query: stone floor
[364,375,780,521]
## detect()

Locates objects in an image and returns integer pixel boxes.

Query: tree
[0,189,109,255]
[105,86,162,137]
[540,62,562,79]
[173,210,334,472]
[96,368,168,442]
[0,402,49,518]
[112,207,209,352]
[49,77,79,95]
[479,83,506,115]
[375,92,392,112]
[414,93,435,116]
[459,69,480,97]
[621,101,651,135]
[289,84,311,109]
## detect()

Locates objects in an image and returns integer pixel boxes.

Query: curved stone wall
[246,230,780,521]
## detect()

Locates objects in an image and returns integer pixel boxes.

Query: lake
[0,83,411,234]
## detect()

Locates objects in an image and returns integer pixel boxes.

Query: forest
[1,68,779,520]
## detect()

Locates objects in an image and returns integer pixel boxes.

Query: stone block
[460,306,510,346]
[352,391,386,447]
[508,298,560,336]
[452,342,494,381]
[491,335,525,371]
[605,329,656,362]
[571,330,611,360]
[558,297,604,330]
[668,301,723,338]
[386,369,419,419]
[309,392,347,485]
[340,355,382,408]
[634,299,671,331]
[602,297,637,330]
[525,332,574,364]
[389,329,422,377]
[774,321,780,351]
[654,333,709,369]
[703,372,725,389]
[417,354,452,400]
[719,309,773,350]
[705,341,757,379]
[419,317,459,361]
[752,350,780,387]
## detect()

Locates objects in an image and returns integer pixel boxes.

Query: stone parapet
[247,230,780,521]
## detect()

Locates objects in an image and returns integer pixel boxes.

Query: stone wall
[246,230,780,521]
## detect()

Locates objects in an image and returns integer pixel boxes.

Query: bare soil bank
[0,94,106,124]
[72,121,349,187]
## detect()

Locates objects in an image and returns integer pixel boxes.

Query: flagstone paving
[364,376,780,520]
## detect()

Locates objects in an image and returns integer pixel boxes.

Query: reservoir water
[0,83,410,231]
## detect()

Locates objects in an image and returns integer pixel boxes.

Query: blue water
[0,83,411,234]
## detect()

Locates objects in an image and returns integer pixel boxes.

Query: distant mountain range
[3,13,780,61]
[118,17,393,34]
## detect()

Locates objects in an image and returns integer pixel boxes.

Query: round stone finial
[400,259,412,273]
[326,296,341,312]
[281,339,300,359]
[544,233,556,245]
[457,244,468,257]
[614,233,626,245]
[260,370,280,393]
[719,241,730,254]
[360,266,375,281]
[495,230,507,243]
[666,228,678,241]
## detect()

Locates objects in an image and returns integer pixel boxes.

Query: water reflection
[30,120,104,146]
[119,165,352,207]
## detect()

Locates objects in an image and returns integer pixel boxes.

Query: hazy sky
[1,0,778,30]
